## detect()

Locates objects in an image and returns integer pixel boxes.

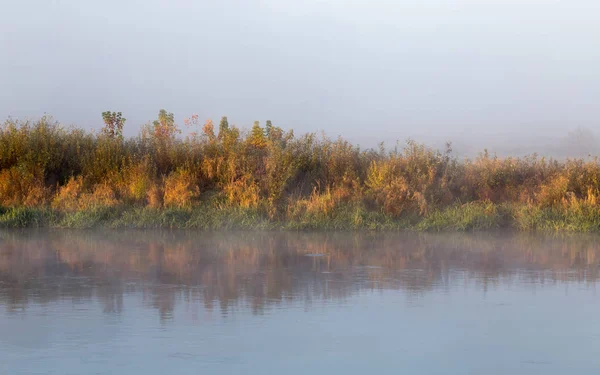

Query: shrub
[4,113,600,231]
[536,175,569,207]
[52,176,85,211]
[0,167,50,207]
[224,175,260,209]
[163,169,200,208]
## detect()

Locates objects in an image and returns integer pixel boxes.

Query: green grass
[513,204,600,232]
[0,207,52,228]
[57,207,120,229]
[417,202,508,231]
[3,201,600,232]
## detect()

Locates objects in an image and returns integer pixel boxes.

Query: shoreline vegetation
[2,112,600,231]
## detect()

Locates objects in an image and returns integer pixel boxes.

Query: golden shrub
[79,183,119,210]
[305,187,336,216]
[163,169,200,208]
[114,158,154,204]
[536,175,569,207]
[365,161,411,216]
[224,175,260,208]
[22,185,52,207]
[53,178,119,211]
[0,167,51,207]
[52,176,85,211]
[286,186,340,221]
[147,184,164,209]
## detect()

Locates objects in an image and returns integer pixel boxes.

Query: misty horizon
[4,111,598,159]
[2,0,600,156]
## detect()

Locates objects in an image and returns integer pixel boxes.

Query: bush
[163,169,200,208]
[2,113,600,231]
[0,167,50,207]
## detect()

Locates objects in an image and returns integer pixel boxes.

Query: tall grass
[3,113,600,231]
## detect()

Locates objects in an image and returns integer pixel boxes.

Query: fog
[1,0,599,156]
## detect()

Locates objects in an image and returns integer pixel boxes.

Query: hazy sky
[1,0,599,142]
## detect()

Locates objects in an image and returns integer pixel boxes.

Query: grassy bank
[3,113,600,231]
[3,201,600,232]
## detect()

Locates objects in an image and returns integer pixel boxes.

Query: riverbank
[4,115,600,231]
[2,201,600,231]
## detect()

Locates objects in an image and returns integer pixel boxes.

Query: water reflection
[0,230,599,321]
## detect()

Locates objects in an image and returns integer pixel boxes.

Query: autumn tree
[152,109,179,140]
[249,120,266,148]
[202,119,216,141]
[265,120,273,137]
[265,120,284,142]
[101,111,126,138]
[218,116,229,140]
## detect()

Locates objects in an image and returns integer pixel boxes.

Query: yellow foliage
[0,167,51,207]
[52,178,118,211]
[163,169,200,208]
[52,176,84,211]
[115,158,154,204]
[0,168,51,207]
[7,116,600,219]
[286,186,339,220]
[536,175,569,207]
[147,184,164,209]
[81,183,118,210]
[224,175,260,208]
[366,161,410,216]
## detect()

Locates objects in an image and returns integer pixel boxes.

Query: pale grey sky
[1,0,599,143]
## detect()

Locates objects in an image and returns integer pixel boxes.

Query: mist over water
[1,230,600,374]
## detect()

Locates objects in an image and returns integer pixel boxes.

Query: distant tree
[265,120,273,137]
[250,120,266,148]
[152,109,179,140]
[203,119,216,141]
[183,114,200,137]
[218,116,229,140]
[101,111,125,138]
[265,120,283,142]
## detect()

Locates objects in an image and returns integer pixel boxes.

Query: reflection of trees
[0,230,599,320]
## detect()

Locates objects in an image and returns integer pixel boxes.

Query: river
[1,230,599,374]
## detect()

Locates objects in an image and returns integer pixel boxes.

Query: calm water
[1,230,600,374]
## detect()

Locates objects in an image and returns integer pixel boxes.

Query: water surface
[1,230,599,374]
